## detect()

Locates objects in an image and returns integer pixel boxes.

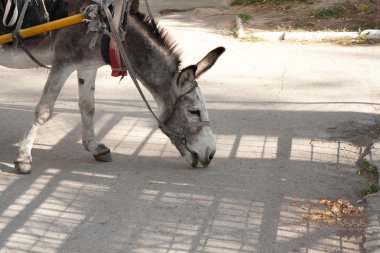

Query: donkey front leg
[77,69,112,162]
[15,65,75,174]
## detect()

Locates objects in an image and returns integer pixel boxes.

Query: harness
[13,0,51,69]
[0,0,127,71]
[161,80,211,155]
[105,0,128,77]
[105,0,152,77]
[1,0,58,68]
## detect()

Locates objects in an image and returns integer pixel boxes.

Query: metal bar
[0,14,85,45]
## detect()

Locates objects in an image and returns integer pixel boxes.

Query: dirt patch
[327,120,380,197]
[160,0,379,32]
[327,120,380,147]
[304,197,367,232]
[235,0,379,31]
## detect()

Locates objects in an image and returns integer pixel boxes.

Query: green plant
[361,184,379,196]
[242,36,267,42]
[312,6,345,19]
[238,13,252,24]
[357,3,370,12]
[358,159,379,175]
[231,27,239,37]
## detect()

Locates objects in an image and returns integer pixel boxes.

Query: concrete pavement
[1,1,380,252]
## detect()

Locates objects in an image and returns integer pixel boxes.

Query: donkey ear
[195,47,225,78]
[177,65,197,91]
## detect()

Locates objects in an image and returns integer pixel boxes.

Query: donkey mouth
[191,153,199,168]
[191,153,210,168]
[182,145,210,168]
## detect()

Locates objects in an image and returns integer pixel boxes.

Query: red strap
[109,40,127,77]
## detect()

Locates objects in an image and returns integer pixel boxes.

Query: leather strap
[20,42,51,69]
[11,0,51,69]
[3,0,18,27]
[15,0,30,31]
[109,39,126,76]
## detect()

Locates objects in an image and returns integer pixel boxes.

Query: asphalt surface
[1,1,380,252]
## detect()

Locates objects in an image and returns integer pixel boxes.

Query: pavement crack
[275,67,287,99]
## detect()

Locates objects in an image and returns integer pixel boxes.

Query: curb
[363,146,380,252]
[284,31,359,41]
[236,17,380,41]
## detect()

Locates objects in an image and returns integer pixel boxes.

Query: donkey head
[161,47,225,168]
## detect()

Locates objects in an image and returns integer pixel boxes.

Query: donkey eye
[188,110,201,117]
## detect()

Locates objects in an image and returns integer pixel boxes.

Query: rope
[101,5,163,125]
[40,0,50,22]
[96,0,209,142]
[99,1,189,139]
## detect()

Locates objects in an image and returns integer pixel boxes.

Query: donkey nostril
[209,150,215,161]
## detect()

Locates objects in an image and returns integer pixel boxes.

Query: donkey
[0,0,225,174]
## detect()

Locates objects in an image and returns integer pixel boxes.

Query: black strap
[12,32,51,69]
[19,42,51,69]
[11,0,51,69]
[0,0,4,14]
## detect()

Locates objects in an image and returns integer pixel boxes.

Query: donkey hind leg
[77,69,112,162]
[15,65,75,174]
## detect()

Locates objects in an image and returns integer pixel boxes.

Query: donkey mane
[133,12,182,68]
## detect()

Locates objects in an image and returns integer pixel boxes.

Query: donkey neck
[124,14,180,108]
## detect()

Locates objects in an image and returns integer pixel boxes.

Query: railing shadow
[0,96,377,252]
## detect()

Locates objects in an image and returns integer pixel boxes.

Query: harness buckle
[11,29,21,46]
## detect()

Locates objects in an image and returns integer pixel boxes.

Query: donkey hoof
[94,152,112,162]
[14,161,32,174]
[93,144,112,162]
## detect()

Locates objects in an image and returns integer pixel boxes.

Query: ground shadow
[0,96,376,252]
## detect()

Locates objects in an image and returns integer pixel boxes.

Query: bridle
[95,0,211,154]
[159,80,211,153]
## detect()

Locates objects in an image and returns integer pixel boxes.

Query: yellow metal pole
[0,14,85,45]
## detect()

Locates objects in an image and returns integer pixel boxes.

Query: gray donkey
[0,0,225,173]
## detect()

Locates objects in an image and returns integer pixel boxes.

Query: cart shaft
[0,14,85,45]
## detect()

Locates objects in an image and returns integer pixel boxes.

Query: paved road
[1,1,380,252]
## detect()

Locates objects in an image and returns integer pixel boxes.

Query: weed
[312,6,345,19]
[361,184,379,196]
[358,159,379,176]
[238,13,251,24]
[357,159,379,197]
[242,36,267,42]
[356,3,370,12]
[231,27,239,37]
